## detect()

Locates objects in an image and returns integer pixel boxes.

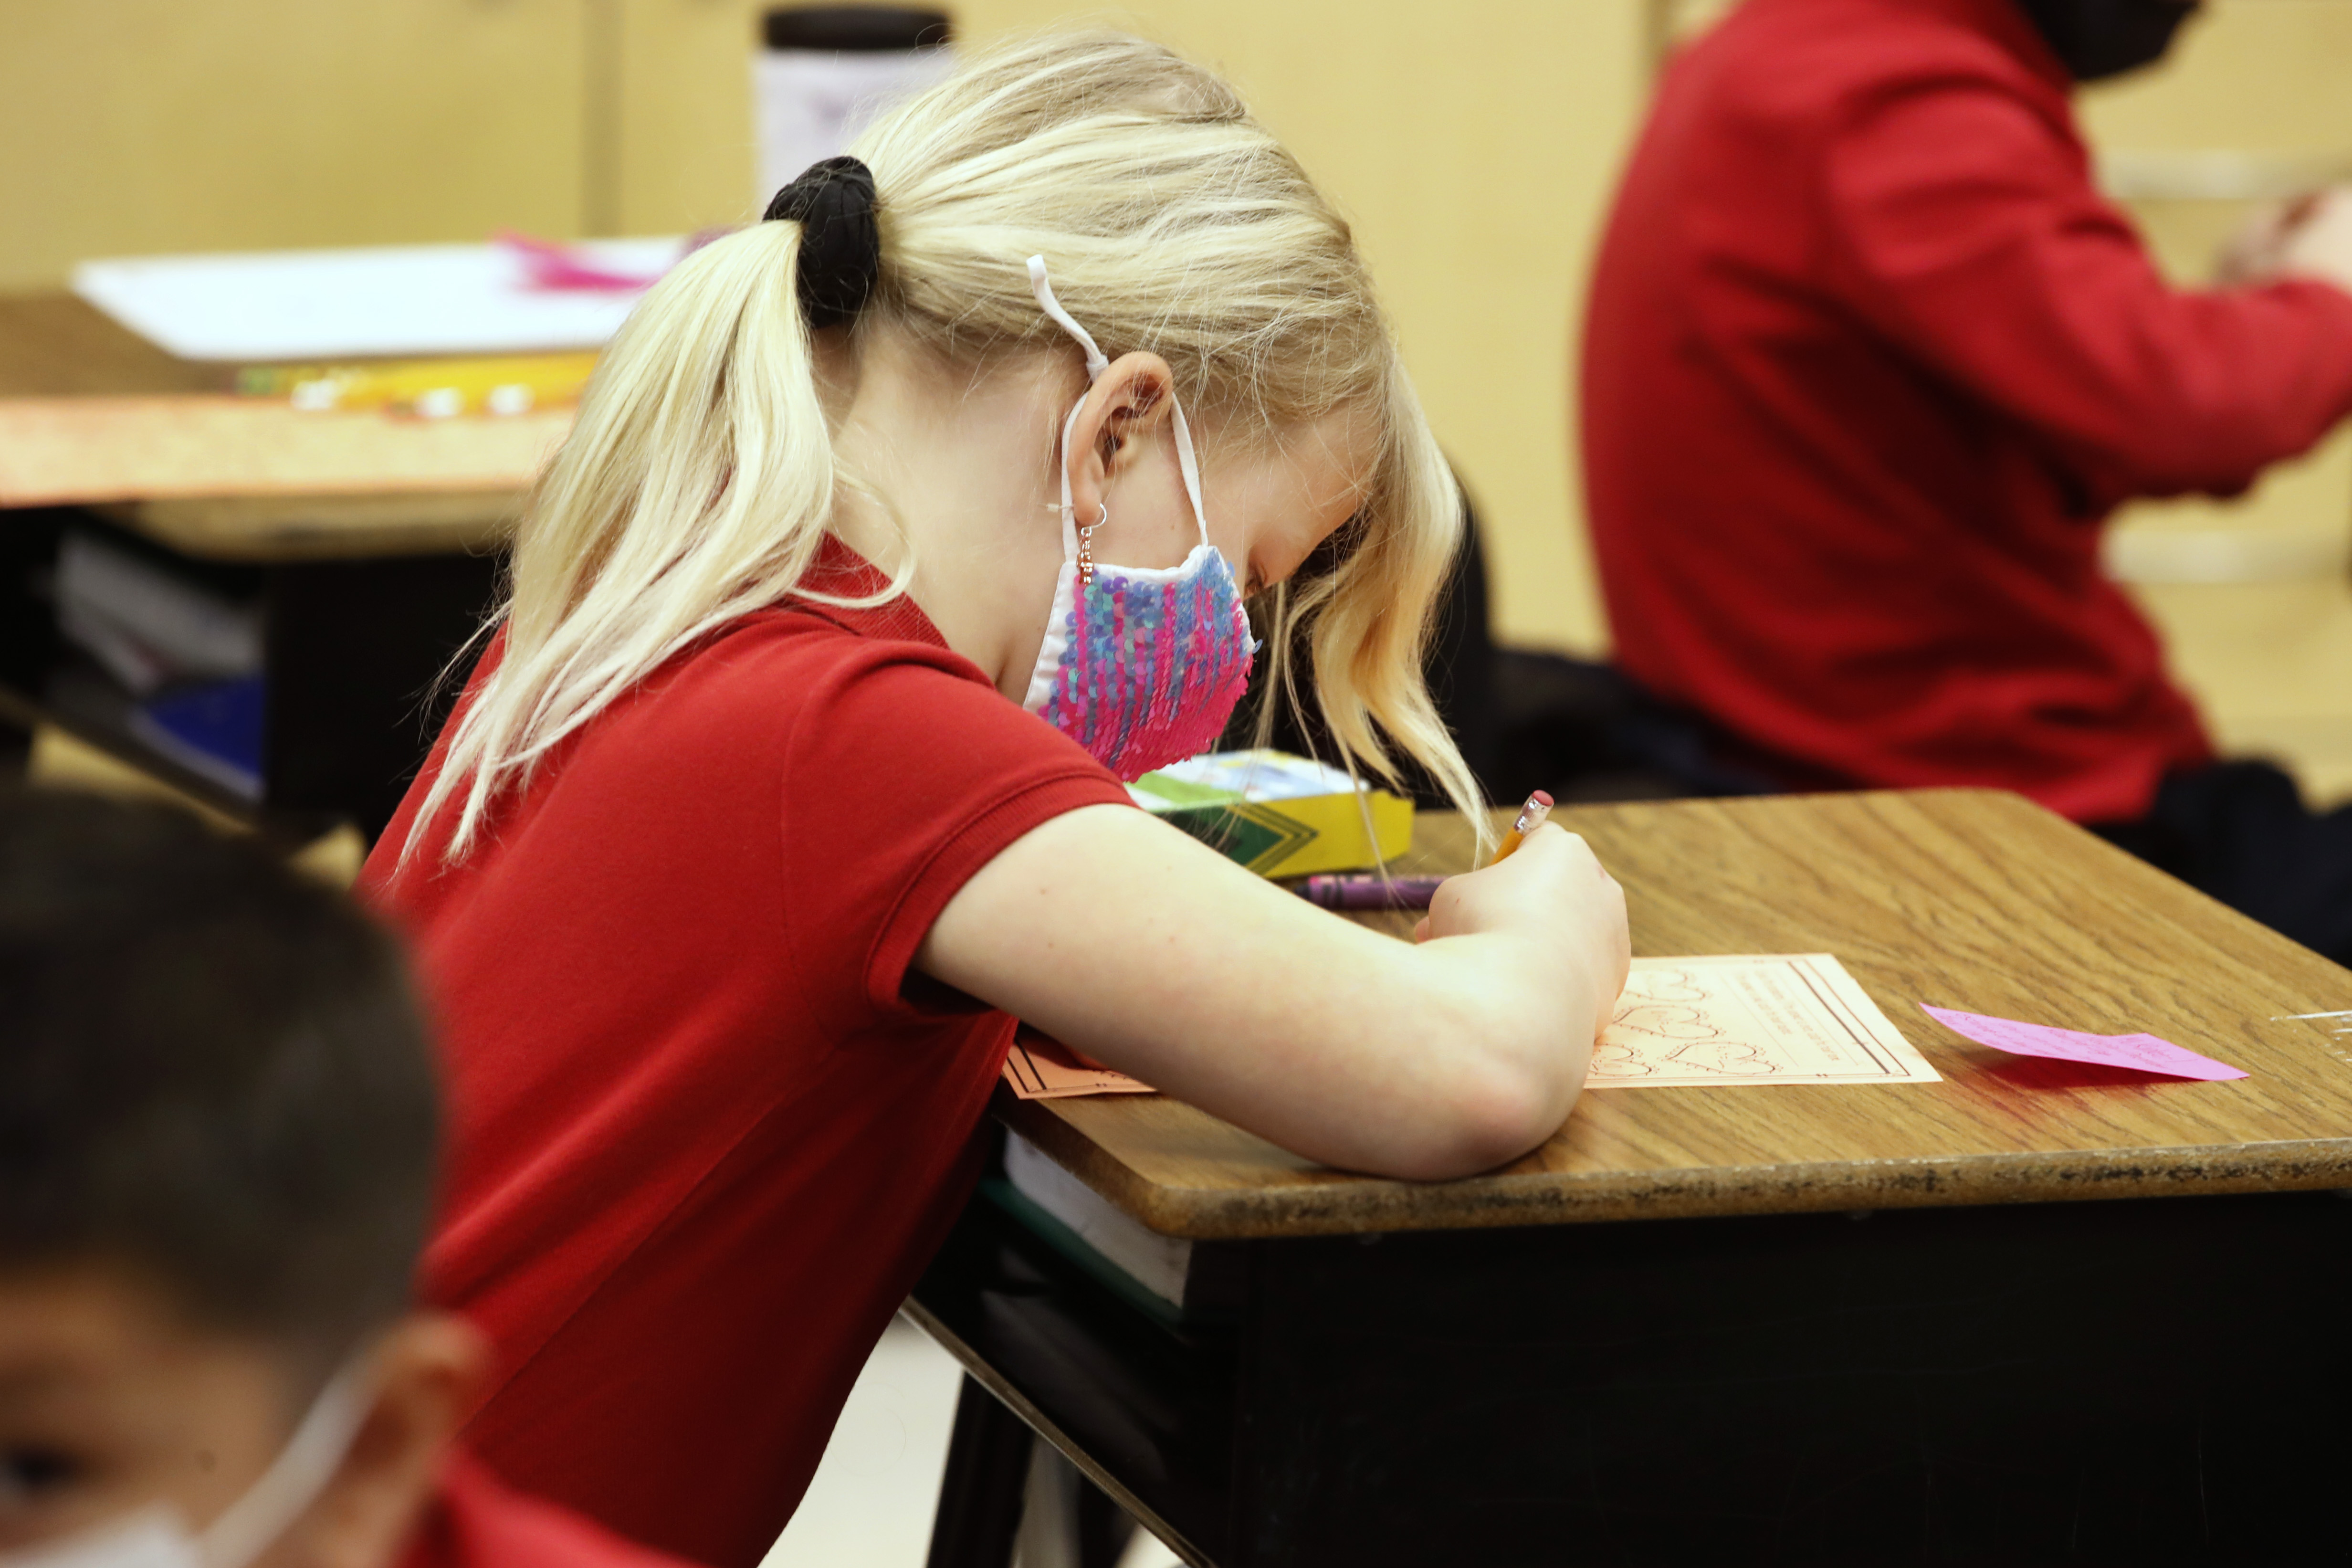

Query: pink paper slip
[1921,1006,2248,1081]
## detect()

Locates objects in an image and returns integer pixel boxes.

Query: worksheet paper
[73,239,687,361]
[1590,955,1941,1088]
[1001,954,1938,1100]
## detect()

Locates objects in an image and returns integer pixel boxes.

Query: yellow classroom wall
[1,1,2348,659]
[0,2,588,277]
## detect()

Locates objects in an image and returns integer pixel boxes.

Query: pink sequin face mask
[1018,257,1260,781]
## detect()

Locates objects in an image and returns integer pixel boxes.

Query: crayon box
[1127,749,1413,877]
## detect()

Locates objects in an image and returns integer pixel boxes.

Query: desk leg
[926,1375,1031,1568]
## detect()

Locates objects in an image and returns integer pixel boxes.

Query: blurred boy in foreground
[0,790,695,1568]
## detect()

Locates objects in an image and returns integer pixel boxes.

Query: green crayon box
[1127,748,1414,878]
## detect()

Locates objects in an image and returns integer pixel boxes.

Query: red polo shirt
[1583,0,2352,822]
[360,547,1131,1568]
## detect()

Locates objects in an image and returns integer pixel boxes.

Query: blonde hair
[406,31,1481,864]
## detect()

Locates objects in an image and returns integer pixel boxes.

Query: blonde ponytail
[407,30,1483,865]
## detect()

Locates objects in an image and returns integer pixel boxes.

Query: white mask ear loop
[1026,256,1213,558]
[197,1361,372,1568]
[1027,255,1108,381]
[1163,397,1212,550]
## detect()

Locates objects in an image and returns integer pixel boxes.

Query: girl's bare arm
[917,807,1629,1180]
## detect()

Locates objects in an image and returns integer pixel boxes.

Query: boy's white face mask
[0,1364,368,1568]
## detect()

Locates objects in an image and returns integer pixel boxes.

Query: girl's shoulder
[669,591,987,717]
[610,595,1081,798]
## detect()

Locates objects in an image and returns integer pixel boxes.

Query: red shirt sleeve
[1820,72,2352,500]
[769,639,1135,1036]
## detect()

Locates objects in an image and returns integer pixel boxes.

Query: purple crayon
[1295,873,1447,911]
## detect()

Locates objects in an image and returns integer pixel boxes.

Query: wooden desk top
[1004,789,2352,1239]
[0,295,223,398]
[0,294,565,560]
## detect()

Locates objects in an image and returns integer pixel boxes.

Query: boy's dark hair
[0,789,437,1363]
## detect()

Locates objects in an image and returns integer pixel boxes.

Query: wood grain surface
[79,492,526,563]
[0,396,559,556]
[1004,789,2352,1238]
[0,294,556,559]
[0,295,223,398]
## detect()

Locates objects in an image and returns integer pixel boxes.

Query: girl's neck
[823,329,1080,698]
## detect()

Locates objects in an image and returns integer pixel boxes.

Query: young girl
[360,32,1628,1568]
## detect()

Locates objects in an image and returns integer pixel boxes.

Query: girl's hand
[1415,823,1631,1039]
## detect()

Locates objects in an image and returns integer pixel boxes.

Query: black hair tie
[764,156,881,329]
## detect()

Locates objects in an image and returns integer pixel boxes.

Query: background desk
[0,293,567,837]
[914,790,2352,1567]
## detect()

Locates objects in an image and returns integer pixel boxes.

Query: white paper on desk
[1590,955,1940,1088]
[74,239,686,361]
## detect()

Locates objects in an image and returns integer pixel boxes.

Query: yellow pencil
[1490,789,1555,864]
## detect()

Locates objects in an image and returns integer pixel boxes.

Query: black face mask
[2014,0,2200,82]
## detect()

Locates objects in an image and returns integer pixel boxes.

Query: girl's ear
[1065,351,1177,526]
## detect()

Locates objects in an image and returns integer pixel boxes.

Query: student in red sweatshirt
[0,790,701,1568]
[1584,0,2352,958]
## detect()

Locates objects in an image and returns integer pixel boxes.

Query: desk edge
[1002,1099,2352,1239]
